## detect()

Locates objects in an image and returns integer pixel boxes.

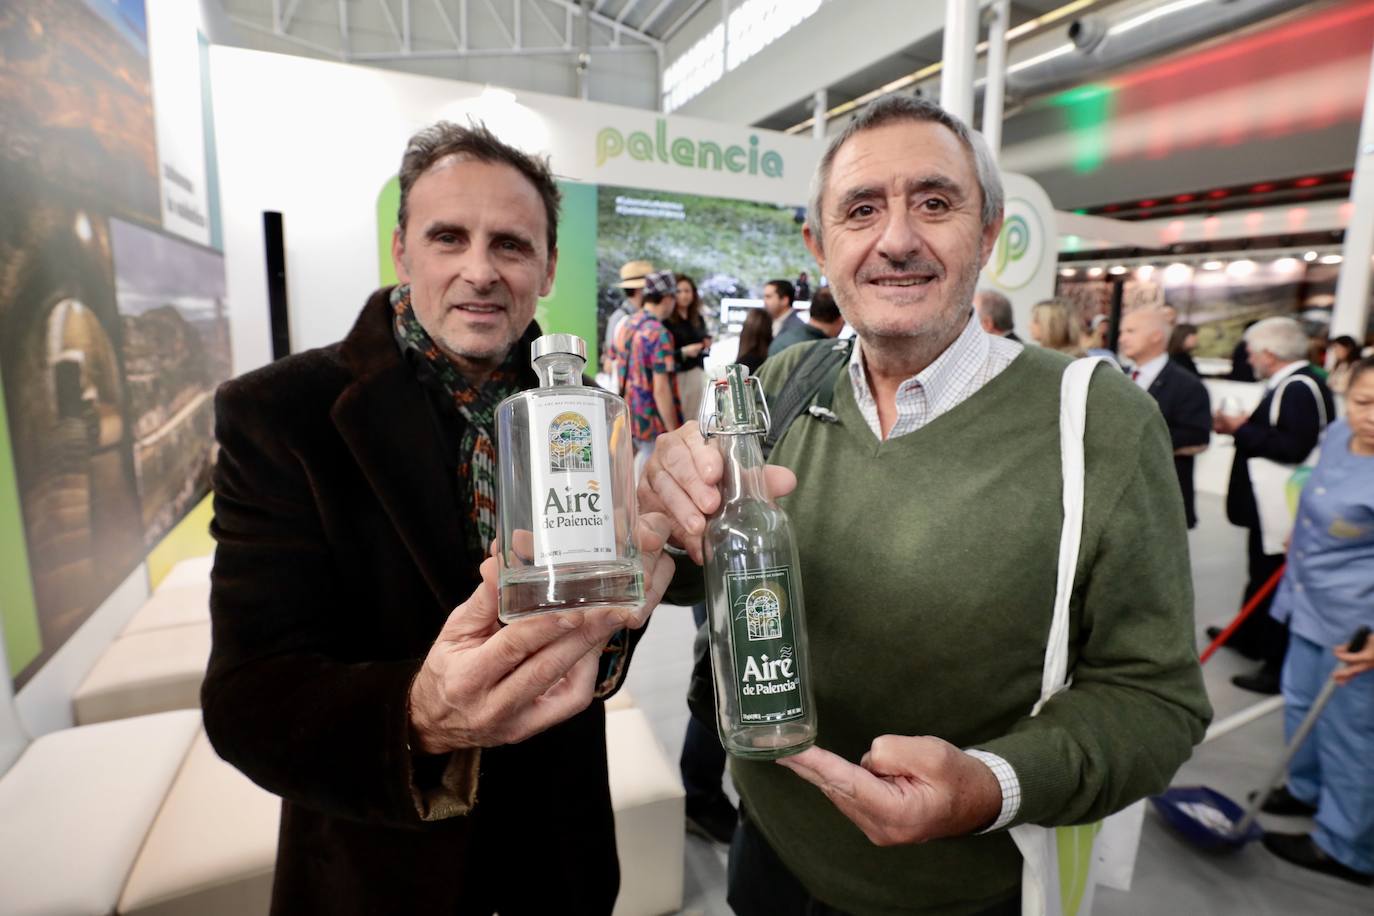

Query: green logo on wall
[989,200,1044,291]
[596,119,784,178]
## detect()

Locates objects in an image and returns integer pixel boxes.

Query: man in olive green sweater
[640,96,1211,916]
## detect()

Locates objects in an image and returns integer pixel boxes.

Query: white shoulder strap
[1031,357,1105,716]
[1269,373,1327,431]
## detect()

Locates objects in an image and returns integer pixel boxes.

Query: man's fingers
[862,734,942,778]
[626,536,676,629]
[778,747,898,840]
[486,607,628,711]
[640,425,721,534]
[635,511,674,556]
[498,648,602,743]
[778,747,892,805]
[763,465,799,501]
[508,528,536,564]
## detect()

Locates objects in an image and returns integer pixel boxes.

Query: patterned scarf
[391,284,522,555]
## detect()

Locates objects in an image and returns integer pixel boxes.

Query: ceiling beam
[478,0,516,46]
[616,0,643,25]
[231,13,345,58]
[542,0,663,47]
[662,0,708,43]
[376,0,404,46]
[639,0,675,34]
[528,0,563,44]
[348,43,655,59]
[282,0,303,32]
[432,0,462,49]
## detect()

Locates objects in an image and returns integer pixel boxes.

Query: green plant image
[596,185,814,338]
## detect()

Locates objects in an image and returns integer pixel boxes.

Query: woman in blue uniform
[1261,356,1374,886]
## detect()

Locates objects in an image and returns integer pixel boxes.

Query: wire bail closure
[701,369,771,438]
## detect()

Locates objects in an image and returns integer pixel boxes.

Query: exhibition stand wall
[0,6,824,730]
[1,5,1059,739]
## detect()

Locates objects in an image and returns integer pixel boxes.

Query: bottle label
[726,566,806,724]
[529,394,617,566]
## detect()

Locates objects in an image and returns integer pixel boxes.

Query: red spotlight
[1344,170,1356,181]
[1173,193,1196,203]
[1206,189,1229,199]
[1139,199,1158,208]
[1250,182,1275,193]
[1104,203,1120,212]
[1294,177,1321,188]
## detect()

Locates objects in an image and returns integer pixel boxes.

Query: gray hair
[1244,316,1310,363]
[397,120,561,254]
[974,289,1014,331]
[806,95,1004,251]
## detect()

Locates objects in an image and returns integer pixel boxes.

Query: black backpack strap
[761,337,854,459]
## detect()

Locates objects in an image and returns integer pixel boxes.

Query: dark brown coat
[203,288,622,915]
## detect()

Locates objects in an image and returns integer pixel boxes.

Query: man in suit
[1213,316,1334,694]
[1118,307,1211,528]
[974,289,1019,342]
[763,278,803,344]
[769,287,844,356]
[203,122,674,914]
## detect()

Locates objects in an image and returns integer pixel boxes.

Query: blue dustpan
[1151,786,1263,851]
[1154,628,1370,853]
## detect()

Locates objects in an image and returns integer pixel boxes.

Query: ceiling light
[1059,267,1078,276]
[1226,259,1256,277]
[1202,261,1223,270]
[1087,266,1104,277]
[1164,262,1192,283]
[1273,257,1300,272]
[1303,250,1319,261]
[1108,265,1128,275]
[1319,254,1344,264]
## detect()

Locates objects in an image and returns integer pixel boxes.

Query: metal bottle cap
[530,333,588,364]
[702,363,770,437]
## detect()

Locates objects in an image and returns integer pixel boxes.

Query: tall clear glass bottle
[703,365,817,759]
[495,334,643,622]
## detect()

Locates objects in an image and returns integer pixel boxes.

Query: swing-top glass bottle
[702,364,817,759]
[494,333,643,622]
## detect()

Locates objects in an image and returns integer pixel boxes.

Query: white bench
[54,549,683,916]
[118,728,278,916]
[72,622,212,725]
[121,582,211,635]
[0,711,203,915]
[606,704,686,916]
[72,556,216,726]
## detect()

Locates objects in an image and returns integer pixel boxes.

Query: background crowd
[602,262,1374,889]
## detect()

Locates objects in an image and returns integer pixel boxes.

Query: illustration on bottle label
[726,566,805,724]
[529,395,617,565]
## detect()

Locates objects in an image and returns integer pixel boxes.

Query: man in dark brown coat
[203,122,673,915]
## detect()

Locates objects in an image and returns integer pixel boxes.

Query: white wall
[209,46,822,363]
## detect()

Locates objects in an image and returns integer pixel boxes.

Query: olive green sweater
[678,343,1211,916]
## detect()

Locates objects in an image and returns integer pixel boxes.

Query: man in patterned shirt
[639,96,1209,916]
[614,269,681,475]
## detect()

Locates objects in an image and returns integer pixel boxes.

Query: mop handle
[1234,625,1371,836]
[1200,563,1287,664]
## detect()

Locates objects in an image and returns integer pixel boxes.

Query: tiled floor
[622,493,1373,915]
